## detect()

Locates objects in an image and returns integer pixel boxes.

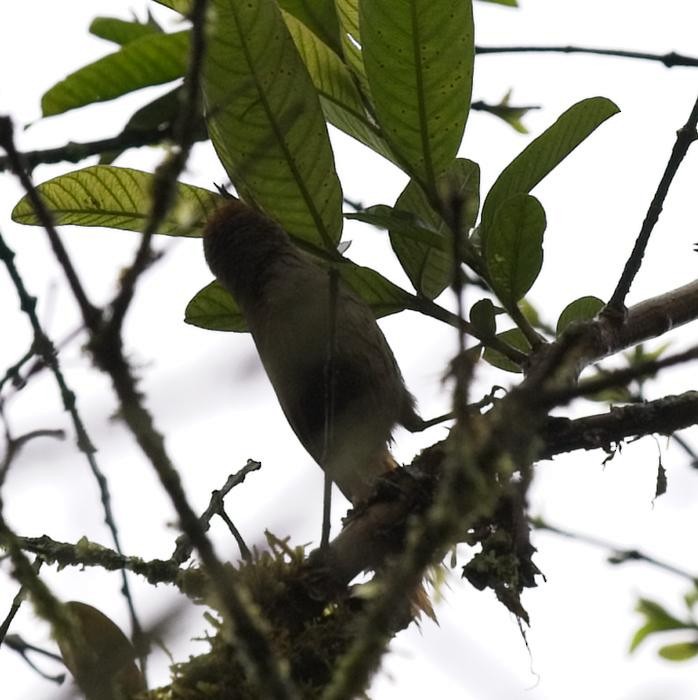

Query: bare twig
[0,126,173,174]
[0,427,65,487]
[0,118,101,332]
[171,459,261,564]
[0,558,43,647]
[475,45,698,68]
[0,230,145,650]
[0,348,34,393]
[0,512,84,660]
[3,635,65,684]
[543,345,698,407]
[605,94,698,313]
[321,266,339,550]
[532,517,698,584]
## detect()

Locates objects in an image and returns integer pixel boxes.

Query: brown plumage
[203,199,422,504]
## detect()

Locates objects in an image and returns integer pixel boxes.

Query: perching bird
[203,199,424,505]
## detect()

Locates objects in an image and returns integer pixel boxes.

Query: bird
[203,198,424,506]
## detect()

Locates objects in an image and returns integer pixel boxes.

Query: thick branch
[540,391,698,458]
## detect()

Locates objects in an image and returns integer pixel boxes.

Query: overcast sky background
[2,1,698,698]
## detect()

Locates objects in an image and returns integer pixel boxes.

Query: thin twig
[0,348,34,393]
[605,94,698,313]
[0,126,173,174]
[216,506,252,562]
[3,635,65,684]
[0,230,144,652]
[531,517,698,584]
[171,459,261,564]
[321,266,339,550]
[1,325,85,404]
[672,433,698,468]
[475,45,698,68]
[542,344,698,408]
[0,118,101,332]
[0,558,43,647]
[0,427,65,488]
[0,512,85,660]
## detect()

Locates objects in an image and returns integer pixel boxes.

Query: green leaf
[185,281,247,332]
[278,0,342,56]
[556,296,604,335]
[203,0,343,249]
[338,263,414,318]
[151,0,191,13]
[658,642,698,661]
[186,262,412,332]
[41,31,189,117]
[89,16,161,45]
[635,599,688,632]
[482,328,531,373]
[470,299,502,338]
[361,0,474,184]
[629,623,656,653]
[347,206,446,249]
[11,165,222,236]
[477,0,518,6]
[484,194,546,308]
[480,97,619,238]
[99,86,208,165]
[282,12,394,163]
[474,91,537,134]
[390,158,480,299]
[335,0,367,89]
[586,381,633,404]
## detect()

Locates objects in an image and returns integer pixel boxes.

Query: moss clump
[146,534,363,700]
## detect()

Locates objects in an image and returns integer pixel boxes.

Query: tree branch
[0,127,173,174]
[606,93,698,312]
[475,45,698,68]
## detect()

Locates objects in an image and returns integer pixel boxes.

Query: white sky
[2,1,698,699]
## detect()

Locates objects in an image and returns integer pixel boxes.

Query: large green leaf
[89,16,162,46]
[186,262,412,332]
[203,0,343,249]
[360,0,474,184]
[41,31,189,117]
[484,194,546,308]
[480,97,619,237]
[390,158,480,298]
[11,165,222,236]
[282,12,394,162]
[278,0,342,56]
